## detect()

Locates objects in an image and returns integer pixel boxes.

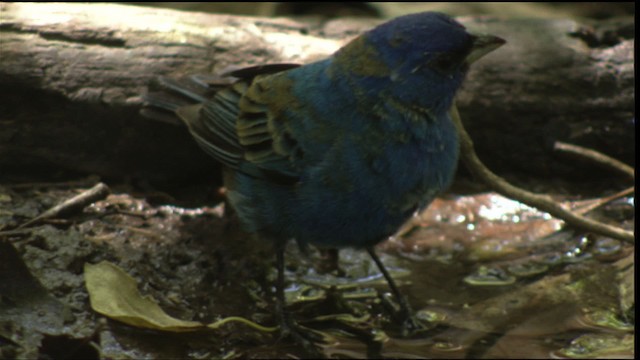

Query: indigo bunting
[144,11,504,346]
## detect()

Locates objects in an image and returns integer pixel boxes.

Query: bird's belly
[291,148,457,247]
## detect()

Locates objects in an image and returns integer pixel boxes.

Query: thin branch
[572,186,635,216]
[17,182,111,229]
[450,104,634,244]
[554,141,635,180]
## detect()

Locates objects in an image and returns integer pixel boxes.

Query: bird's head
[327,12,505,115]
[364,12,505,81]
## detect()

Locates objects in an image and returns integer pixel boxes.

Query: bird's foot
[380,293,431,337]
[278,312,326,358]
[399,311,429,337]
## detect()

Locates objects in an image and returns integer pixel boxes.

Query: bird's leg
[366,247,424,335]
[274,245,291,332]
[274,244,324,356]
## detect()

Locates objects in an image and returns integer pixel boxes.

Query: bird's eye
[429,47,470,74]
[430,53,457,73]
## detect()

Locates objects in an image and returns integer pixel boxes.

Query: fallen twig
[451,104,634,244]
[572,186,635,216]
[17,182,111,229]
[554,141,635,180]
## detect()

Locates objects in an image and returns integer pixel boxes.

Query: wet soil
[0,179,634,359]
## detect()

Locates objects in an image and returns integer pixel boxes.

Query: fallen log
[0,3,634,189]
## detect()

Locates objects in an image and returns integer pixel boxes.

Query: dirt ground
[0,177,633,359]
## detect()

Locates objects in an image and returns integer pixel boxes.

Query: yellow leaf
[84,261,204,332]
[84,261,278,333]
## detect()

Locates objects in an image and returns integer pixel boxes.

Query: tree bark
[0,3,634,188]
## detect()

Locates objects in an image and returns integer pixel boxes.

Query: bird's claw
[278,313,326,358]
[399,312,429,337]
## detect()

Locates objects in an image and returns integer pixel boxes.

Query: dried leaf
[84,261,204,332]
[84,261,278,333]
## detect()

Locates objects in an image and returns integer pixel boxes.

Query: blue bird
[144,11,504,347]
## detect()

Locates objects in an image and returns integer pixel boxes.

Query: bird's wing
[175,63,306,184]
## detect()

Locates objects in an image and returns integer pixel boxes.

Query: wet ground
[0,179,634,359]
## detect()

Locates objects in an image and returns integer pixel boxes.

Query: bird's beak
[465,33,506,64]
